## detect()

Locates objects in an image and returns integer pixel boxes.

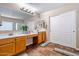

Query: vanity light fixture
[20,7,36,15]
[18,3,38,16]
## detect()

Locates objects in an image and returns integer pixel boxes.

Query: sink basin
[0,32,38,39]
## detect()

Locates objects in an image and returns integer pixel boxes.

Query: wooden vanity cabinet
[38,32,43,44]
[0,43,15,56]
[15,36,26,54]
[0,38,15,46]
[0,36,27,56]
[42,31,46,42]
[0,38,15,56]
[0,32,46,56]
[38,31,46,44]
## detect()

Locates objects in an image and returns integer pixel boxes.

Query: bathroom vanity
[0,31,46,56]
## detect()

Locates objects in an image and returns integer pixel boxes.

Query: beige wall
[41,4,78,17]
[40,4,79,48]
[0,16,24,34]
[76,10,79,49]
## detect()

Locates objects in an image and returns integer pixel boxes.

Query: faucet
[8,33,14,36]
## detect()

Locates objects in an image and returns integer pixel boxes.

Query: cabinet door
[0,43,15,56]
[15,36,26,54]
[42,32,46,42]
[38,32,43,44]
[0,38,15,45]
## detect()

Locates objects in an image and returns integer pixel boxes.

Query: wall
[41,4,78,17]
[40,4,79,43]
[0,7,23,34]
[76,9,79,49]
[0,7,32,34]
[24,14,40,31]
[24,15,40,46]
[50,10,77,48]
[0,7,23,19]
[0,15,24,34]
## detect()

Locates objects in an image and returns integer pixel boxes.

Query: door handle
[73,30,75,32]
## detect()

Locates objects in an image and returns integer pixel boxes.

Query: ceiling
[0,3,68,13]
[28,3,67,13]
[0,3,69,19]
[0,3,33,19]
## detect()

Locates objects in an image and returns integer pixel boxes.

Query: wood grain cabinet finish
[0,38,15,45]
[0,36,27,56]
[42,32,46,42]
[0,43,15,56]
[27,34,38,39]
[0,38,15,56]
[38,32,43,44]
[15,36,26,54]
[0,32,46,56]
[38,32,46,44]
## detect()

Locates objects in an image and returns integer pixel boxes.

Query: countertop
[0,29,46,39]
[0,33,37,39]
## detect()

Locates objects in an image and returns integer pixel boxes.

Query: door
[50,11,76,48]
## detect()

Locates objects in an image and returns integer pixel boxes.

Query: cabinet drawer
[0,38,15,45]
[27,34,38,39]
[16,36,27,41]
[0,43,15,56]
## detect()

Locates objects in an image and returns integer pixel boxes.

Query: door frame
[48,16,51,42]
[49,11,76,48]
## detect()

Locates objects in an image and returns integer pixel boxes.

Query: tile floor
[18,43,64,56]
